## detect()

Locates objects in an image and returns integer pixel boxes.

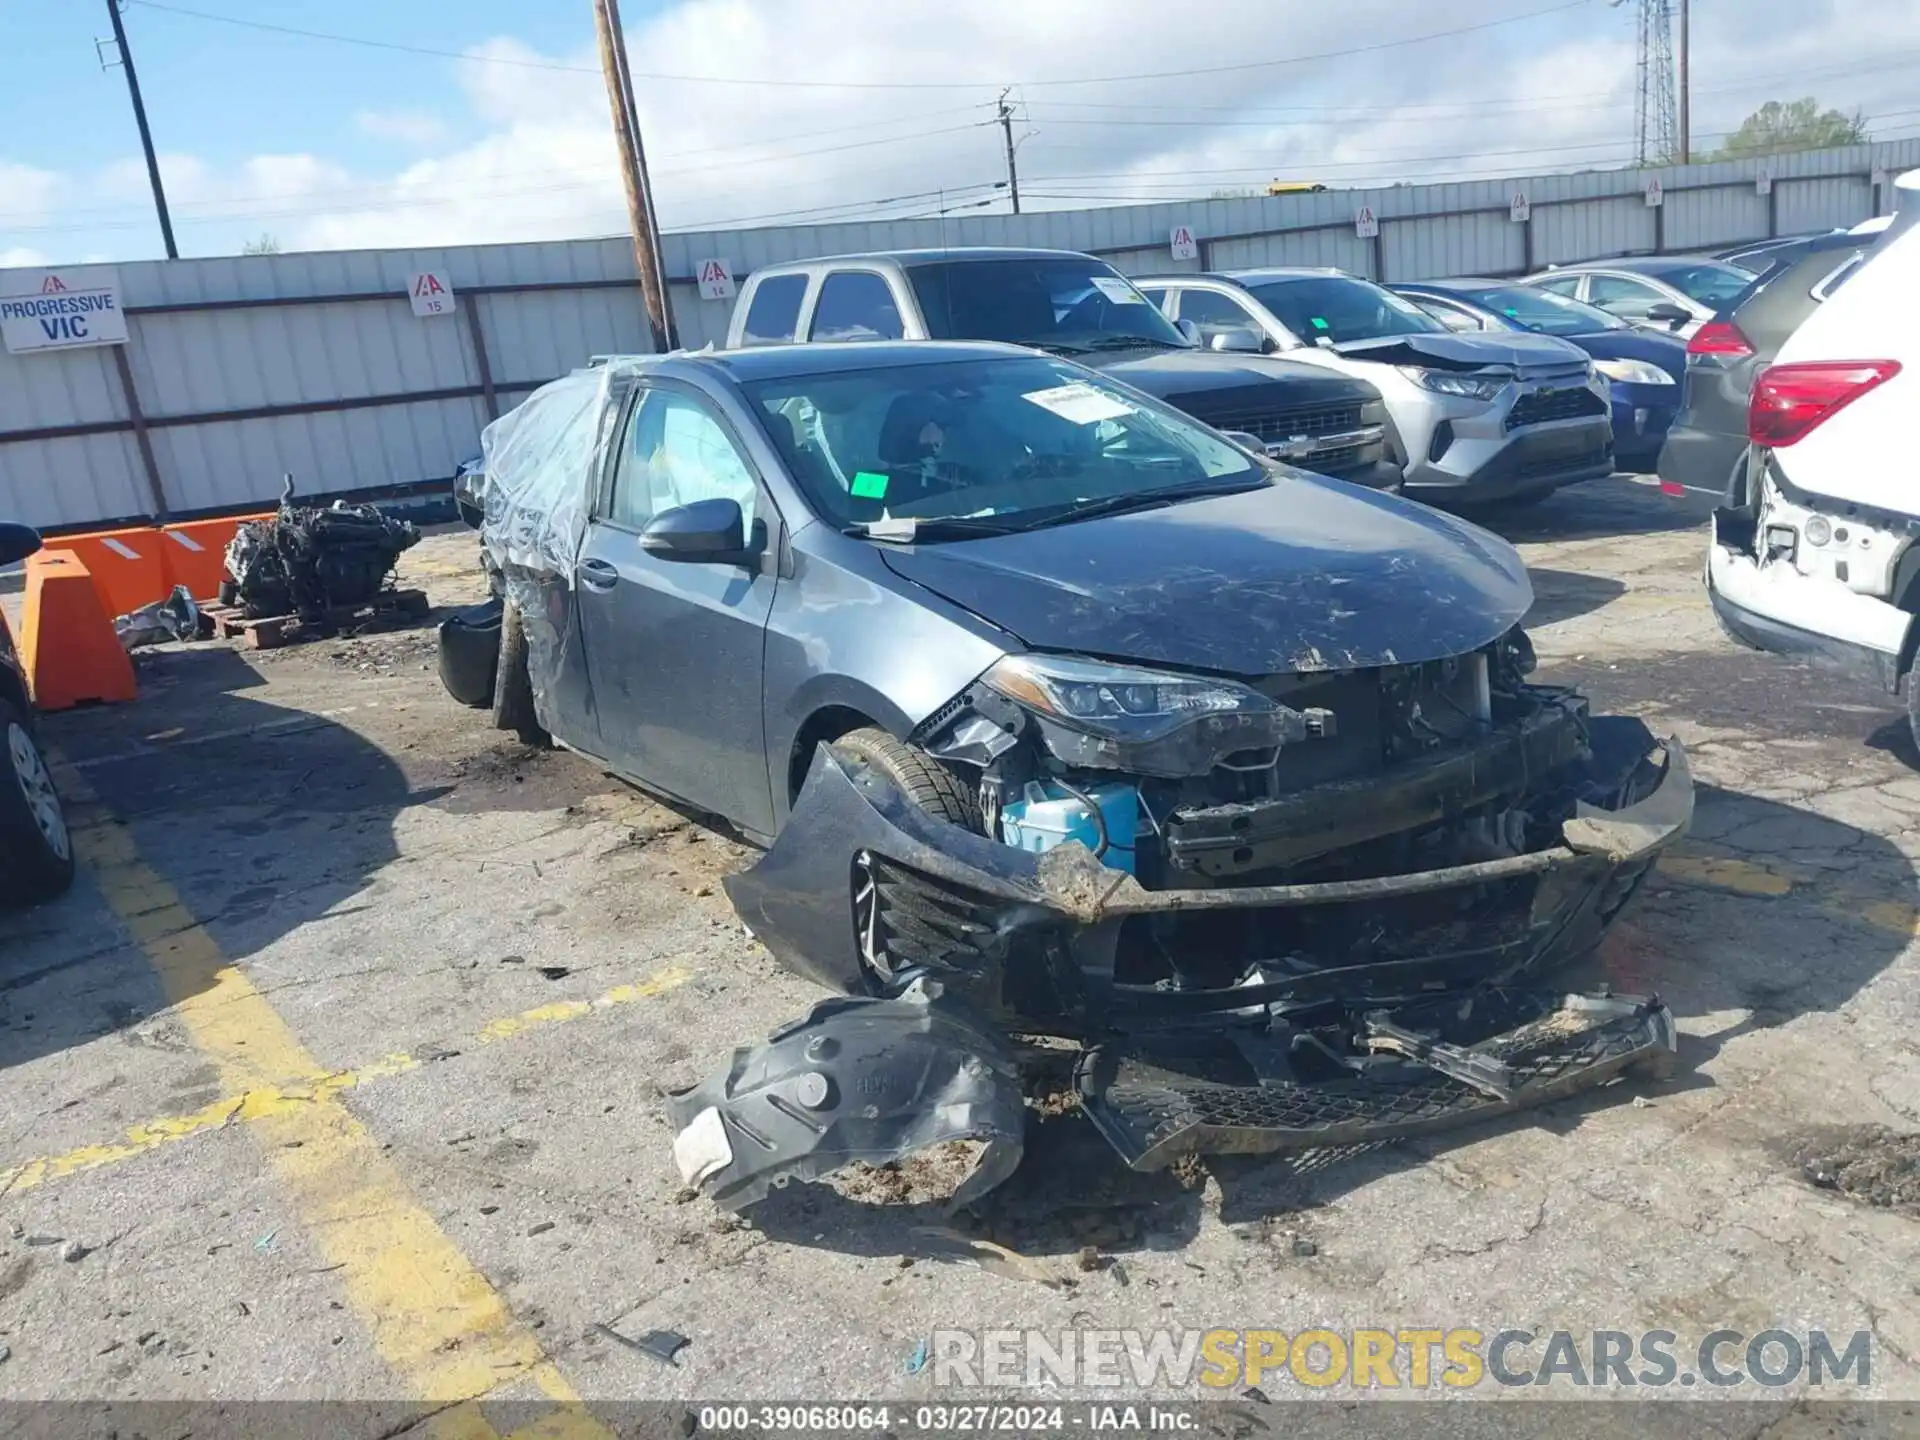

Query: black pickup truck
[722,247,1402,489]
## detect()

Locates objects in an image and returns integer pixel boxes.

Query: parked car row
[1702,171,1920,744]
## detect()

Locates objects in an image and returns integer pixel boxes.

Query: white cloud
[0,246,48,270]
[356,109,454,149]
[5,0,1919,262]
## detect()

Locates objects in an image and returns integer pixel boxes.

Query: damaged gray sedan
[460,341,1692,1210]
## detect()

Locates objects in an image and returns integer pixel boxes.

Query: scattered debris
[1794,1126,1920,1214]
[912,1226,1061,1289]
[500,955,526,966]
[1109,1260,1130,1287]
[0,1343,10,1363]
[527,1221,556,1236]
[60,1240,90,1263]
[594,1323,689,1366]
[1075,1245,1103,1273]
[254,1231,279,1254]
[905,1338,930,1375]
[22,1235,62,1248]
[1242,1386,1271,1405]
[1290,1236,1318,1258]
[114,587,199,650]
[479,1205,500,1216]
[536,966,571,981]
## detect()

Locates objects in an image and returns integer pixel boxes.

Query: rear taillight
[1687,320,1753,359]
[1748,360,1902,447]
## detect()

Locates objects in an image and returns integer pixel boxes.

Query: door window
[808,272,905,341]
[1585,274,1665,316]
[1136,285,1171,312]
[1535,274,1584,298]
[1412,297,1484,331]
[740,274,807,346]
[608,390,758,534]
[1176,288,1266,343]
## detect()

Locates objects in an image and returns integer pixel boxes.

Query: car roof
[1132,267,1356,285]
[1546,255,1727,276]
[670,340,1039,381]
[755,247,1097,271]
[1392,278,1508,294]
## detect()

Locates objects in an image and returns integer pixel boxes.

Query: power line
[127,0,1590,92]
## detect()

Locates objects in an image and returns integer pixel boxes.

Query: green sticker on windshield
[1309,317,1329,331]
[851,471,889,499]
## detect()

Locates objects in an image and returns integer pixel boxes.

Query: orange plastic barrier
[160,512,271,600]
[50,526,170,620]
[19,549,138,711]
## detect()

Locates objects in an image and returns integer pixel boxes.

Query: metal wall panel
[1533,196,1651,265]
[1664,183,1769,251]
[1777,175,1876,234]
[1208,226,1372,273]
[6,139,1918,531]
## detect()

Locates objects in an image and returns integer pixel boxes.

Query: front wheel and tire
[0,699,75,906]
[830,727,982,831]
[492,601,551,747]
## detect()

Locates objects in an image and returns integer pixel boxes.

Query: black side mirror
[0,522,44,568]
[1646,302,1692,328]
[640,497,750,563]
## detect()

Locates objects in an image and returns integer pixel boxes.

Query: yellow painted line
[1656,846,1918,937]
[2,967,691,1197]
[1656,852,1795,897]
[51,775,615,1425]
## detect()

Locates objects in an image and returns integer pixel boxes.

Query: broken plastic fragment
[664,980,1026,1212]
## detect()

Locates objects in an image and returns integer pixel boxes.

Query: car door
[575,381,780,835]
[1585,273,1669,324]
[1173,287,1271,348]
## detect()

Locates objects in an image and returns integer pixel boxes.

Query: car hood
[1563,329,1688,382]
[878,476,1531,676]
[1087,348,1377,408]
[1331,330,1589,372]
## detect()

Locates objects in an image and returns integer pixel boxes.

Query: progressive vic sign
[0,269,129,355]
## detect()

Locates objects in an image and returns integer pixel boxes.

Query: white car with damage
[1707,168,1920,740]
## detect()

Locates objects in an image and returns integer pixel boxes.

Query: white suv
[1136,268,1613,506]
[1706,168,1920,739]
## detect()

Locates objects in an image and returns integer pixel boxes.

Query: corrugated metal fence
[4,139,1916,533]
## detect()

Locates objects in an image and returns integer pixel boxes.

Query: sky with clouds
[2,0,1917,268]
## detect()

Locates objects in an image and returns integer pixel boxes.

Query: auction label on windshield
[1023,382,1135,425]
[1090,276,1146,304]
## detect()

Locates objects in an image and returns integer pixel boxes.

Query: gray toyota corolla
[452,340,1692,1209]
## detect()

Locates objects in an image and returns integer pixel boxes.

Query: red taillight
[1687,320,1753,358]
[1748,360,1902,447]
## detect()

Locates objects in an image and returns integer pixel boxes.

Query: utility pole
[593,0,674,352]
[1677,0,1690,162]
[102,0,178,260]
[998,89,1022,215]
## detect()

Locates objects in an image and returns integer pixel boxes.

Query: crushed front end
[687,629,1691,1204]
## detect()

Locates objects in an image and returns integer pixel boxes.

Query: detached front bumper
[686,715,1692,1208]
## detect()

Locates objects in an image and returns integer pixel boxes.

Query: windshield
[905,259,1190,352]
[1655,262,1755,306]
[1244,274,1446,344]
[1456,283,1627,335]
[744,354,1264,536]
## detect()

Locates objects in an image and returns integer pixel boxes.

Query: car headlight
[983,654,1276,742]
[1591,357,1675,386]
[1399,366,1508,401]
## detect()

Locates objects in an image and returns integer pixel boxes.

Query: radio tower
[1616,0,1680,164]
